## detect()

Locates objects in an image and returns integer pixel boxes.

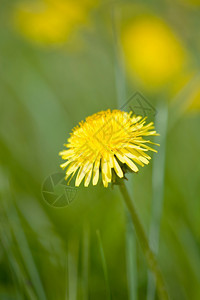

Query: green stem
[119,181,169,300]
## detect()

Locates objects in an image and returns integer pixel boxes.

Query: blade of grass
[168,72,200,131]
[68,238,79,300]
[0,169,38,300]
[65,251,68,300]
[0,224,37,300]
[2,194,47,300]
[17,196,67,265]
[96,230,111,300]
[82,222,90,300]
[147,100,168,300]
[17,196,68,299]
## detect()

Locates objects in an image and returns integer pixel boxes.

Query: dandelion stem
[119,181,169,300]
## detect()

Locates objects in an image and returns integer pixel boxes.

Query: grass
[0,1,200,299]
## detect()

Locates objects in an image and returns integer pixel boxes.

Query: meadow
[0,0,200,299]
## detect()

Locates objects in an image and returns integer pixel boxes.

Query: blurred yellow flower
[13,0,94,46]
[122,16,186,89]
[59,109,158,187]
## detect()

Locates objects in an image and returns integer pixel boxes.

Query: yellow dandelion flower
[122,15,186,89]
[59,109,159,188]
[13,0,94,46]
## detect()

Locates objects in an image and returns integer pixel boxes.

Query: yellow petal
[102,171,109,187]
[60,160,71,169]
[92,157,100,185]
[122,150,144,167]
[108,153,114,168]
[66,162,79,177]
[101,158,110,182]
[138,156,149,164]
[113,157,123,178]
[84,167,93,187]
[59,149,74,158]
[75,162,91,186]
[116,153,125,164]
[123,156,138,172]
[128,148,149,165]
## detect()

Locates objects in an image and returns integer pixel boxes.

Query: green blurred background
[0,0,200,299]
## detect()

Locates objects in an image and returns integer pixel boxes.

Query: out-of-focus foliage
[186,83,200,111]
[0,0,200,299]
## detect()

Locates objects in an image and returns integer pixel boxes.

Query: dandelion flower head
[59,110,159,187]
[122,16,186,89]
[13,0,93,46]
